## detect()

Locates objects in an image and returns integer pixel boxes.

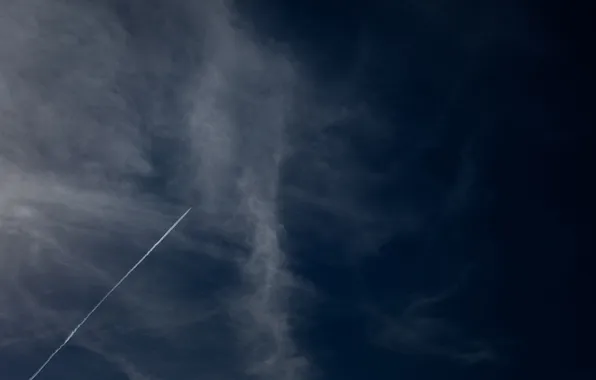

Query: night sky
[0,1,594,380]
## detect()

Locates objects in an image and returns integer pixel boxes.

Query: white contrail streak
[27,208,193,380]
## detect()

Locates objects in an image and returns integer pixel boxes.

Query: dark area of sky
[240,1,595,379]
[2,1,593,380]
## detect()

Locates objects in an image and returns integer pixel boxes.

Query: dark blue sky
[0,1,593,380]
[240,1,595,379]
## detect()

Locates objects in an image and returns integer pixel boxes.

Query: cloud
[0,1,317,379]
[369,272,497,366]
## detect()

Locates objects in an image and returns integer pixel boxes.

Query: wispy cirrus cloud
[0,1,318,379]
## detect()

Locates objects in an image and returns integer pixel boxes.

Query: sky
[0,1,594,380]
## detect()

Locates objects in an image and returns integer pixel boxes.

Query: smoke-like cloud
[1,1,317,379]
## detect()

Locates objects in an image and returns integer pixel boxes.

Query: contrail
[27,208,193,380]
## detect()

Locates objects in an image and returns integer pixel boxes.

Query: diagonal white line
[27,208,192,380]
